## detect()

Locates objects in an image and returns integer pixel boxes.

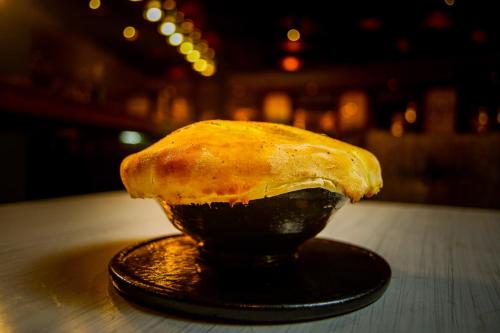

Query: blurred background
[0,0,499,208]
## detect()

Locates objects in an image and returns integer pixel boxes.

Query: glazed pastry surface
[120,120,382,204]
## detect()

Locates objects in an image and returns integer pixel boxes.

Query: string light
[159,21,176,35]
[186,50,200,62]
[181,20,194,34]
[145,7,162,22]
[168,32,183,46]
[198,41,209,53]
[201,63,216,77]
[193,59,208,72]
[179,41,194,54]
[87,0,216,76]
[287,29,301,42]
[123,26,138,41]
[163,0,176,10]
[206,48,215,59]
[89,0,101,10]
[144,1,163,22]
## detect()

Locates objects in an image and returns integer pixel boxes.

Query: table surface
[1,192,499,333]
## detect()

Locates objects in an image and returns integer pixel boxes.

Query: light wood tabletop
[1,192,499,333]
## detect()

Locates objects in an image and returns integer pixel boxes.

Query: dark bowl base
[109,235,391,323]
[163,188,347,268]
[197,246,300,267]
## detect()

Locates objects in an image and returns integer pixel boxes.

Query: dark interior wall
[366,131,500,209]
[0,131,27,202]
[0,113,153,203]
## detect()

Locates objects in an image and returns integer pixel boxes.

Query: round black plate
[109,235,391,323]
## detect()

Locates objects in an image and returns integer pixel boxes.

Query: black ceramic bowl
[160,188,347,267]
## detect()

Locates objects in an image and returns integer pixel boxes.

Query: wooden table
[1,192,499,332]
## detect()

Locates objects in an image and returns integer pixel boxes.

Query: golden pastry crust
[120,120,382,204]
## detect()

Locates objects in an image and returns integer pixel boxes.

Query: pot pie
[120,120,382,205]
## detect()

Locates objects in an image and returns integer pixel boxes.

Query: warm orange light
[168,33,183,46]
[391,113,404,137]
[478,108,488,126]
[341,102,359,118]
[404,103,417,123]
[287,29,301,42]
[198,41,209,53]
[163,0,176,10]
[320,111,336,132]
[89,0,101,10]
[338,91,368,132]
[171,97,191,123]
[232,107,256,121]
[123,26,138,41]
[281,56,301,72]
[159,21,176,36]
[391,121,404,137]
[293,109,307,129]
[193,59,207,72]
[191,30,202,42]
[181,20,194,34]
[444,0,455,6]
[201,63,216,77]
[263,92,292,122]
[205,48,215,59]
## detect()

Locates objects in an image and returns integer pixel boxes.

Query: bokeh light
[119,131,144,145]
[320,111,336,132]
[191,30,202,42]
[198,41,209,53]
[163,0,176,10]
[263,92,292,122]
[168,32,183,46]
[293,109,307,129]
[89,0,101,10]
[391,113,404,137]
[122,26,138,41]
[181,20,194,34]
[478,108,488,126]
[179,41,194,54]
[193,59,208,72]
[405,103,417,123]
[205,48,215,59]
[281,56,301,72]
[144,7,163,22]
[201,63,216,77]
[287,29,301,42]
[186,49,200,62]
[159,21,176,36]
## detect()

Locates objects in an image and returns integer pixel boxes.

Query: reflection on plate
[109,235,391,323]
